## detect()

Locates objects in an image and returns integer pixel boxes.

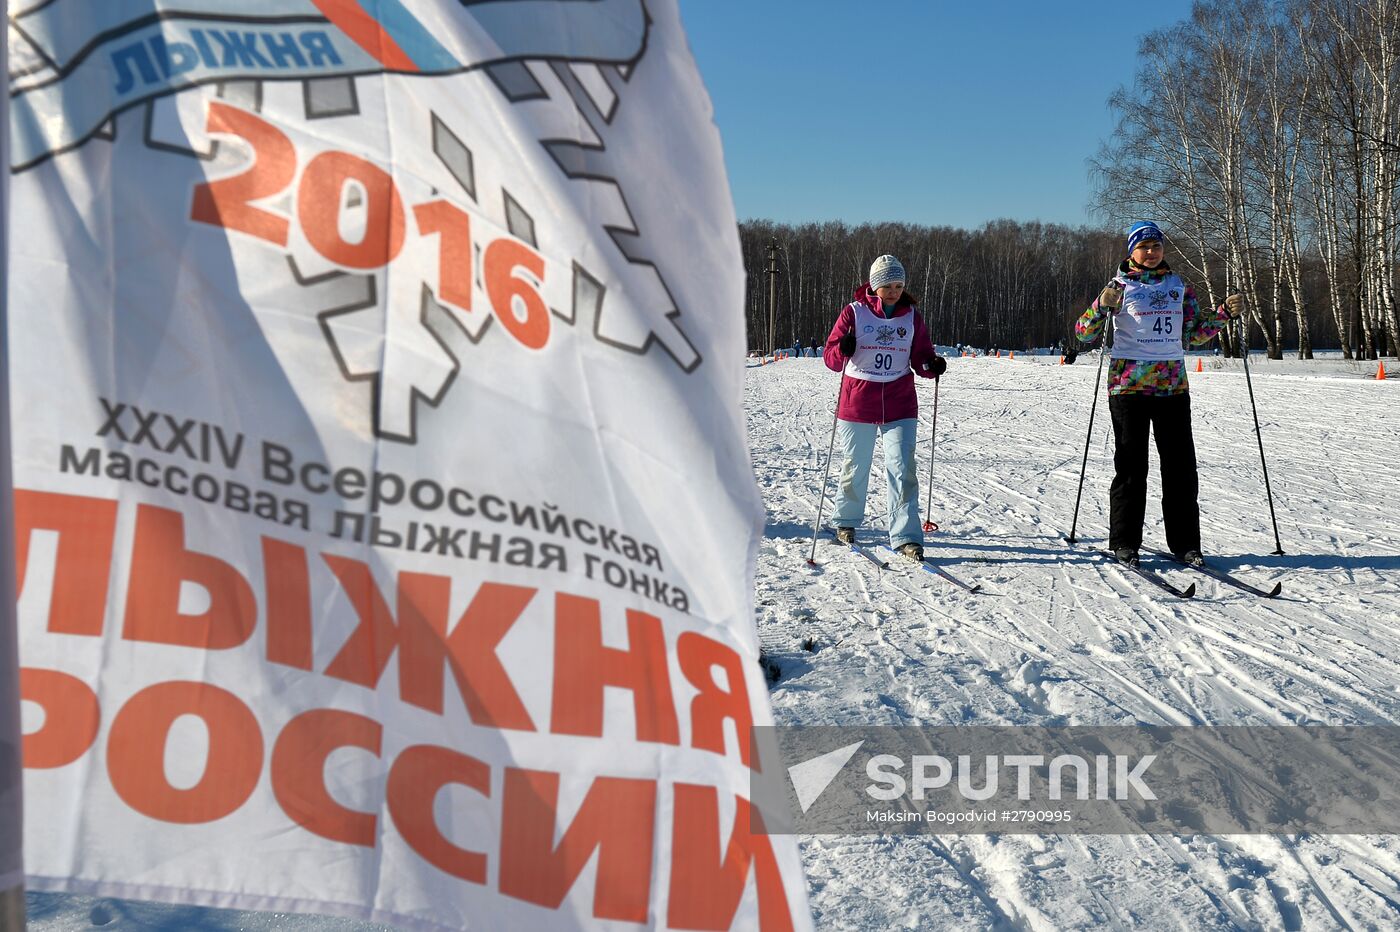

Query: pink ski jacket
[823,284,940,424]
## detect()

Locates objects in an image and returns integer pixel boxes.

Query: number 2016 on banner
[189,100,548,350]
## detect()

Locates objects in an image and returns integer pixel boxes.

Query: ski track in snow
[752,352,1400,931]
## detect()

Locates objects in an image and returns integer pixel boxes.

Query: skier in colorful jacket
[1071,221,1244,567]
[823,255,945,560]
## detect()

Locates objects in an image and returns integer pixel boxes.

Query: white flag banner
[7,0,811,928]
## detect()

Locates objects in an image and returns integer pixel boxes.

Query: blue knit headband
[1126,222,1164,255]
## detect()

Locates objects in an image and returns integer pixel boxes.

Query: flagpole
[0,15,29,929]
[0,888,23,931]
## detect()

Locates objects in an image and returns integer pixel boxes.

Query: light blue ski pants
[830,418,923,548]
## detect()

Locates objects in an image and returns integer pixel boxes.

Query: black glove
[1064,348,1078,365]
[921,355,947,378]
[838,331,856,356]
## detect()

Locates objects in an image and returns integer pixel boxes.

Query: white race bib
[843,303,914,382]
[1111,274,1186,361]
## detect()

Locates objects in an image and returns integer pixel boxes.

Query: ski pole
[922,376,940,533]
[1067,311,1113,544]
[1236,316,1285,554]
[807,375,844,565]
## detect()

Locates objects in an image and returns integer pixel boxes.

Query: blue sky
[679,0,1197,229]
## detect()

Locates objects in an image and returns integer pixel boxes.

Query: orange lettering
[667,785,793,931]
[414,200,473,310]
[263,537,313,670]
[551,594,678,744]
[272,708,381,846]
[441,582,537,729]
[321,554,408,690]
[298,151,406,269]
[192,100,296,246]
[107,681,263,823]
[321,561,536,729]
[678,632,756,769]
[386,745,489,884]
[499,768,654,921]
[14,490,118,636]
[20,667,99,768]
[484,238,548,349]
[123,504,257,649]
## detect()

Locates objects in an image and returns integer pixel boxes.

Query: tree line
[739,217,1358,355]
[742,0,1400,361]
[739,220,1125,355]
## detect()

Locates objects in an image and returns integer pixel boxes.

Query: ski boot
[1113,547,1140,567]
[834,527,856,545]
[897,543,924,561]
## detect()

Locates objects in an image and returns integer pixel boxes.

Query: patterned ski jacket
[824,284,940,423]
[1075,261,1232,396]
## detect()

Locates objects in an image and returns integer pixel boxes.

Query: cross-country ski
[816,528,889,570]
[878,545,985,593]
[1094,549,1196,599]
[1146,548,1284,598]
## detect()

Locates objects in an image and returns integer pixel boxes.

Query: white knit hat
[869,254,906,290]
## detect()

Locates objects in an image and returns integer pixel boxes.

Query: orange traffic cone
[1059,356,1065,365]
[996,350,1001,358]
[1379,360,1388,380]
[1196,358,1203,373]
[1010,350,1016,359]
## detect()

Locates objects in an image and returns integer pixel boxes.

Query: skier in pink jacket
[823,255,945,560]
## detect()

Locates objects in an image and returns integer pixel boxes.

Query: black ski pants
[1107,391,1201,555]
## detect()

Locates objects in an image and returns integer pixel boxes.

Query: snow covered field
[752,350,1400,930]
[25,350,1400,930]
